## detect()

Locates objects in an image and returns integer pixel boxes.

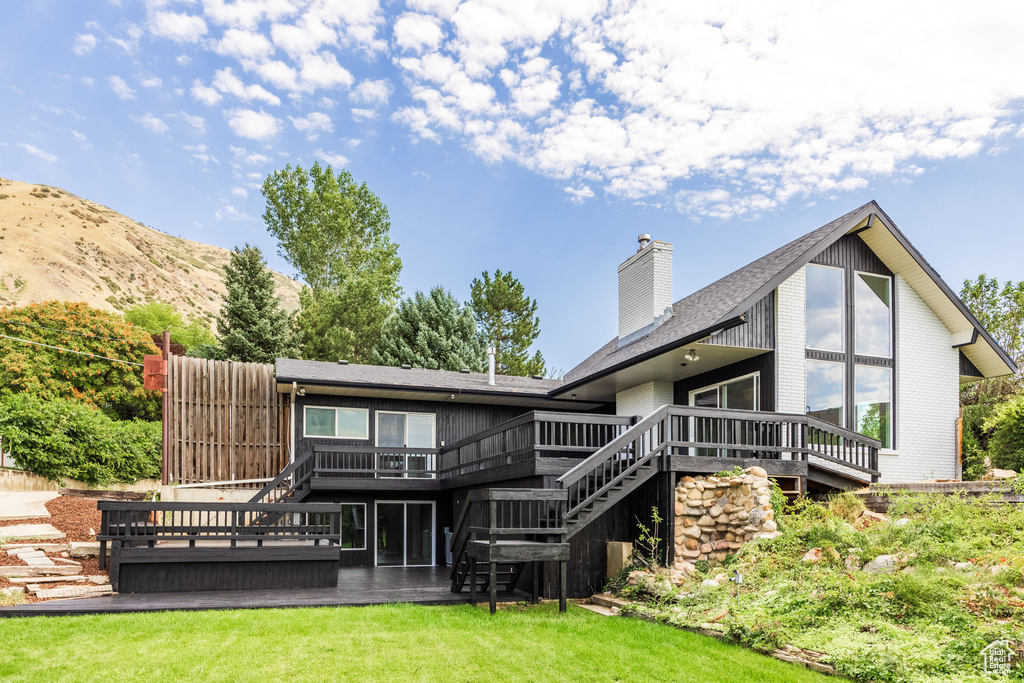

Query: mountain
[0,178,301,325]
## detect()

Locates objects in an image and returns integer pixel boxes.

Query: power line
[0,333,145,367]
[0,318,156,346]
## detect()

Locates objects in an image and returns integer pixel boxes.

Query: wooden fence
[167,355,290,485]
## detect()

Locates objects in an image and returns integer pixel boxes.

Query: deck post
[469,558,477,605]
[558,560,567,613]
[489,562,498,615]
[532,561,539,604]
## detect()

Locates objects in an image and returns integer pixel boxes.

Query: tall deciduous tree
[470,270,546,377]
[0,301,160,418]
[262,163,402,362]
[372,287,487,371]
[960,274,1024,404]
[218,244,295,363]
[123,301,217,355]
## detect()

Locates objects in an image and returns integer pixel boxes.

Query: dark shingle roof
[561,202,874,386]
[276,358,562,396]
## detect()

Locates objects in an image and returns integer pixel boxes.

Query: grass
[0,602,830,682]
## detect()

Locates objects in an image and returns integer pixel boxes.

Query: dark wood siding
[811,233,893,276]
[295,394,533,458]
[960,350,984,378]
[704,291,775,349]
[673,352,776,411]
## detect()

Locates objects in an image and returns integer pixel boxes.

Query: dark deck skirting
[668,456,866,491]
[0,567,525,617]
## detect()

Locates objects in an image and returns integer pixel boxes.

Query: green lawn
[0,603,830,682]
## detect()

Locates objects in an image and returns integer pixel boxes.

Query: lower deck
[0,566,524,617]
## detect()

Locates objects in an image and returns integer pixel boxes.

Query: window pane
[341,504,366,549]
[377,413,406,447]
[305,408,336,437]
[805,265,844,351]
[336,408,367,438]
[806,360,844,427]
[723,376,757,411]
[855,273,891,357]
[855,366,892,448]
[406,414,435,448]
[693,388,718,408]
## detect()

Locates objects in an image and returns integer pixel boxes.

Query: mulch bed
[0,495,108,602]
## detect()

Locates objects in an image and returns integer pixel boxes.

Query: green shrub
[984,397,1024,472]
[0,393,160,485]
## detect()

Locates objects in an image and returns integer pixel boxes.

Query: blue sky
[2,1,1024,375]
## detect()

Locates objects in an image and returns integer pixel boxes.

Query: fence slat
[166,356,288,485]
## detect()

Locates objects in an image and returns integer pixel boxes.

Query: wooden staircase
[558,408,671,540]
[245,451,315,528]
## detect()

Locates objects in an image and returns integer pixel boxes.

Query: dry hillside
[0,178,301,325]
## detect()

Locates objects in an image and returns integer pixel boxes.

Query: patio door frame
[373,500,436,567]
[688,372,760,457]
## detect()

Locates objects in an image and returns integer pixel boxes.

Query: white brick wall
[618,241,673,340]
[776,268,806,414]
[616,381,674,418]
[882,275,959,482]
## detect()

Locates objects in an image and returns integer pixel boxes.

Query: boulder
[749,466,768,478]
[953,562,973,571]
[862,555,898,574]
[984,468,1018,480]
[802,548,823,564]
[69,542,101,558]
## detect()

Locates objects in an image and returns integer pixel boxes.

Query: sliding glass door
[689,374,759,457]
[375,501,434,567]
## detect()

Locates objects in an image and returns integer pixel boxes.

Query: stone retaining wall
[673,466,780,568]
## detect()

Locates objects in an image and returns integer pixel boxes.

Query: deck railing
[313,446,440,480]
[438,411,634,480]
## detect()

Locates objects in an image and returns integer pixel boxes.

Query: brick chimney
[617,234,673,346]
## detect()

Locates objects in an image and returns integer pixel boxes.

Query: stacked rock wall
[673,466,780,567]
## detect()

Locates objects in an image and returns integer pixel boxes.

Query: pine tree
[371,287,487,371]
[217,244,295,364]
[470,270,546,377]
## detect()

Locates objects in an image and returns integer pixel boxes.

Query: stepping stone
[51,557,81,566]
[7,549,54,565]
[11,575,86,584]
[1,543,69,552]
[0,524,64,541]
[69,542,101,557]
[86,576,110,585]
[0,565,81,577]
[34,585,112,600]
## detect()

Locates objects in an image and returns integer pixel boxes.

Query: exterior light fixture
[684,349,700,362]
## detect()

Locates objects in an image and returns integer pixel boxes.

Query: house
[266,199,1014,600]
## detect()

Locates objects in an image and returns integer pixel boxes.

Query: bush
[984,397,1024,472]
[0,393,160,485]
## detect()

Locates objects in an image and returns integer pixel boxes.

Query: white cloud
[564,184,594,203]
[173,111,206,131]
[216,28,275,60]
[231,146,274,165]
[290,111,334,140]
[298,52,354,90]
[191,79,222,105]
[389,1,1024,216]
[215,201,249,221]
[350,78,392,106]
[149,11,208,43]
[183,143,218,164]
[81,76,94,86]
[108,75,136,100]
[213,67,281,105]
[315,149,349,166]
[19,143,59,163]
[141,76,163,88]
[394,13,443,53]
[72,33,98,56]
[70,130,88,143]
[131,112,170,135]
[231,186,248,198]
[226,108,282,140]
[176,54,192,66]
[352,107,379,122]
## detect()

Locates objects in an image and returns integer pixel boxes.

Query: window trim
[804,263,846,354]
[374,410,437,449]
[853,270,893,360]
[688,372,761,411]
[339,502,367,551]
[302,405,369,440]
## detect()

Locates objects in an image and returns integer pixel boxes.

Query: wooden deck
[0,567,524,617]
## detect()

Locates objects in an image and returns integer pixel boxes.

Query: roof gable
[559,201,1015,395]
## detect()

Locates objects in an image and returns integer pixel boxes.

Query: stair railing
[248,450,315,505]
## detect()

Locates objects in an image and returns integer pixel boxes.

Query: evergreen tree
[470,270,546,377]
[371,287,487,371]
[217,244,295,363]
